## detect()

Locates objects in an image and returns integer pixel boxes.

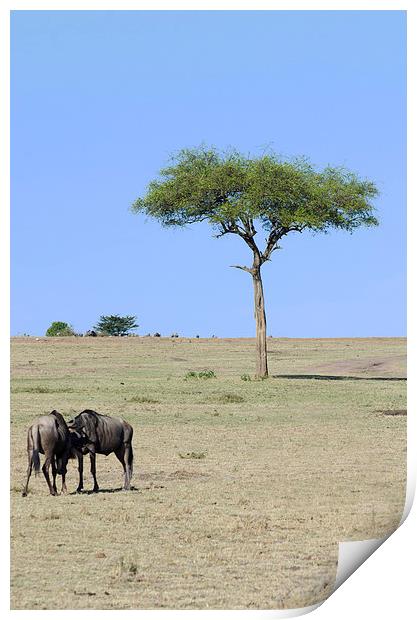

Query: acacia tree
[132,147,378,377]
[94,314,138,336]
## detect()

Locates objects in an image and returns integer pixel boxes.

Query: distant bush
[45,321,75,337]
[170,333,179,338]
[184,369,216,380]
[184,371,198,379]
[196,335,200,338]
[199,369,216,379]
[240,374,251,381]
[153,332,161,337]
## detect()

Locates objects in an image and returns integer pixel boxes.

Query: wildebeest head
[68,428,88,456]
[68,410,99,444]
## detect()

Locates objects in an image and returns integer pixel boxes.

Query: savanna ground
[10,336,406,610]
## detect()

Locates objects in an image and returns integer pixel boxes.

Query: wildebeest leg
[51,457,58,495]
[22,451,33,497]
[114,446,128,489]
[76,453,84,493]
[61,471,68,494]
[115,444,132,490]
[90,452,99,492]
[42,455,57,496]
[124,444,133,490]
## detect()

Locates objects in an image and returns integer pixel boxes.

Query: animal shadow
[70,485,139,495]
[272,374,406,382]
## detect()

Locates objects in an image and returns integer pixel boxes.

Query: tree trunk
[252,267,268,378]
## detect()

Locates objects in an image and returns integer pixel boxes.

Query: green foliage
[132,146,379,243]
[94,314,138,336]
[240,374,251,381]
[184,371,198,379]
[198,369,216,379]
[45,321,75,337]
[184,369,216,380]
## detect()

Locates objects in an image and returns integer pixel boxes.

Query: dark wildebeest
[22,410,72,497]
[68,409,134,492]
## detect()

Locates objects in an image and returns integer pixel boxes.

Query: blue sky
[11,10,406,337]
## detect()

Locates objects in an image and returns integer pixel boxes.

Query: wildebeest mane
[80,409,104,418]
[50,410,67,426]
[80,410,99,444]
[50,410,70,447]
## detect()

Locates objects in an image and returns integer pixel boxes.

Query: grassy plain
[10,336,406,609]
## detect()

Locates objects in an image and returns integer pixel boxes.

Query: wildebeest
[22,410,72,497]
[68,409,134,492]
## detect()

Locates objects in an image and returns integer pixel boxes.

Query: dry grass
[10,336,406,609]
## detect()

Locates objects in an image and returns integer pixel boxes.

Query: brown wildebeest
[22,410,72,497]
[68,409,134,492]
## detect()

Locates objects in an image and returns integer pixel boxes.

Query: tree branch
[240,216,257,238]
[215,219,248,236]
[215,219,261,265]
[261,225,305,262]
[230,264,254,274]
[214,228,230,238]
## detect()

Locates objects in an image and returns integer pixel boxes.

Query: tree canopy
[94,315,138,337]
[45,321,75,337]
[132,146,379,267]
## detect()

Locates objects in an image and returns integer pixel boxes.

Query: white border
[2,2,414,619]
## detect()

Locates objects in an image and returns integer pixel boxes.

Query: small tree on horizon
[46,321,75,337]
[94,314,139,336]
[132,146,379,377]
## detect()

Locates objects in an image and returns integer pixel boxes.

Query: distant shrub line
[43,319,210,340]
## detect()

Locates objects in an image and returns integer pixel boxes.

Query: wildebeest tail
[128,445,133,475]
[31,425,41,476]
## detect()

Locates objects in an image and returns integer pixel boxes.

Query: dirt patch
[306,354,406,379]
[138,470,210,481]
[137,471,166,481]
[168,470,210,480]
